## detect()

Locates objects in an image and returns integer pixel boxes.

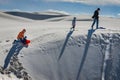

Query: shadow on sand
[3,41,24,69]
[58,29,74,61]
[76,28,96,80]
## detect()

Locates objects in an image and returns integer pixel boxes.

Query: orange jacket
[17,31,25,39]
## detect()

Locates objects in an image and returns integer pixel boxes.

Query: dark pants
[91,18,99,29]
[20,38,26,44]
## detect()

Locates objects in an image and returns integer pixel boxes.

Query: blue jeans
[91,18,99,29]
[3,41,24,69]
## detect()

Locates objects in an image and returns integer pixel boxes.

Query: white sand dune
[0,11,120,80]
[33,10,69,15]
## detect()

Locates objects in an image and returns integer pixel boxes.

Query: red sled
[26,39,31,45]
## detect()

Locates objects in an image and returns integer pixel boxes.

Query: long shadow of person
[76,28,96,80]
[3,41,25,70]
[58,29,74,61]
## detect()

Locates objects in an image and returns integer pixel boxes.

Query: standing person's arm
[92,11,95,18]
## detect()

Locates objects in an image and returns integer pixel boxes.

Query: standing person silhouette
[91,8,100,29]
[71,17,76,31]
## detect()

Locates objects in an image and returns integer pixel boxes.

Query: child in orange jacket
[17,29,26,44]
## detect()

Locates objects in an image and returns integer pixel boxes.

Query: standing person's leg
[3,44,17,69]
[71,25,74,30]
[96,18,99,29]
[91,18,96,29]
[73,25,75,30]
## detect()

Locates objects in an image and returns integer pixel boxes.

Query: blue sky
[0,0,120,17]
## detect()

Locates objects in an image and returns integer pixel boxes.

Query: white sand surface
[0,11,120,80]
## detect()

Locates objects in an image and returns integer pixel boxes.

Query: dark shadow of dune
[58,29,74,61]
[67,19,93,21]
[4,11,68,20]
[76,28,96,80]
[48,18,65,22]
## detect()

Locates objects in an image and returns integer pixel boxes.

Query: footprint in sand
[6,40,10,42]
